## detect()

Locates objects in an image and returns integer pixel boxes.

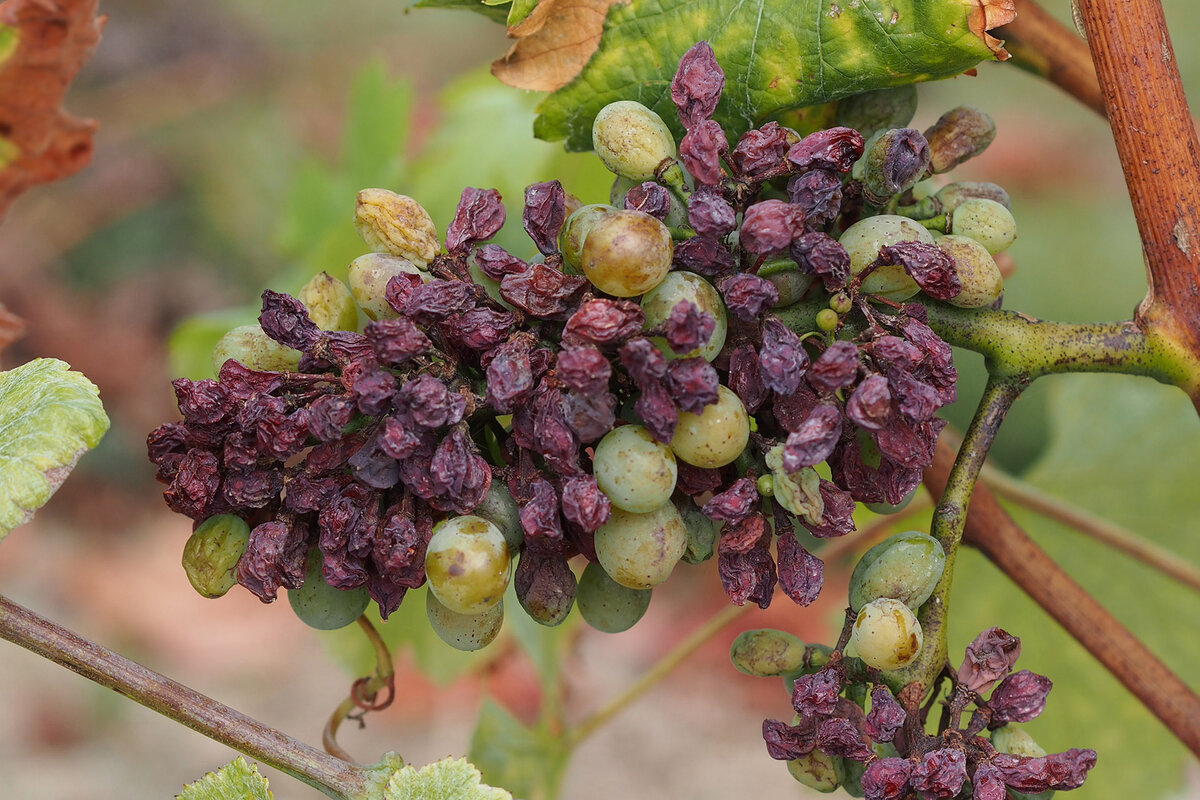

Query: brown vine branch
[1000,0,1105,115]
[0,594,372,800]
[924,440,1200,757]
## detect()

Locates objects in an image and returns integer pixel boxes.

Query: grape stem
[0,593,376,799]
[324,615,397,762]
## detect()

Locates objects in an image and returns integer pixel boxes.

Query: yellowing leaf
[384,757,512,800]
[0,358,109,539]
[175,757,272,800]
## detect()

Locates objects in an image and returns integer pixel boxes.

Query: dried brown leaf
[491,0,628,92]
[0,0,105,221]
[967,0,1017,61]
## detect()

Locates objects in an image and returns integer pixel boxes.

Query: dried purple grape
[877,241,960,300]
[776,529,824,606]
[719,273,779,321]
[740,200,806,256]
[445,187,505,253]
[687,185,736,237]
[259,290,320,351]
[701,478,758,524]
[762,717,817,760]
[514,550,576,624]
[237,519,307,602]
[557,346,611,395]
[365,318,431,365]
[727,343,768,413]
[958,627,1021,694]
[402,279,477,322]
[783,404,843,471]
[816,717,872,761]
[624,181,672,219]
[787,127,865,173]
[443,307,517,351]
[787,169,843,230]
[500,263,588,318]
[865,685,906,742]
[791,231,851,288]
[679,119,727,186]
[718,535,776,608]
[519,478,564,546]
[991,748,1096,792]
[758,318,810,396]
[862,758,913,800]
[164,449,221,520]
[562,299,645,348]
[988,669,1052,724]
[673,235,735,276]
[523,180,566,256]
[846,374,892,430]
[486,338,535,414]
[910,748,967,799]
[560,475,611,533]
[663,300,716,356]
[731,121,791,181]
[971,762,1006,800]
[664,357,719,413]
[801,479,857,539]
[474,244,528,281]
[808,341,860,395]
[791,667,841,717]
[671,41,724,128]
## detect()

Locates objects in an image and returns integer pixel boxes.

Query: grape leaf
[468,701,567,799]
[491,0,628,93]
[529,0,1016,150]
[413,0,511,24]
[0,358,109,540]
[384,757,512,800]
[0,0,104,220]
[176,757,271,800]
[950,374,1200,800]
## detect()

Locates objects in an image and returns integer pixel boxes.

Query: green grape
[592,100,678,181]
[288,548,370,630]
[559,203,616,273]
[579,210,673,297]
[576,561,652,633]
[756,474,774,497]
[669,385,749,469]
[839,214,934,300]
[676,496,720,564]
[848,531,945,612]
[640,271,728,360]
[424,515,511,615]
[782,643,836,694]
[348,252,429,321]
[935,234,1004,308]
[829,291,853,314]
[934,180,1011,214]
[298,272,359,331]
[594,502,688,589]
[593,425,678,513]
[426,590,504,651]
[950,197,1017,255]
[609,175,638,207]
[182,514,250,599]
[212,324,301,374]
[758,257,817,308]
[354,188,440,268]
[863,486,918,515]
[765,444,823,523]
[787,748,843,793]
[847,597,923,671]
[815,308,839,332]
[472,481,523,554]
[730,629,806,677]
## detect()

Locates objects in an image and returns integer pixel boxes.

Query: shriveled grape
[640,271,728,360]
[182,514,250,599]
[840,214,934,300]
[298,272,359,331]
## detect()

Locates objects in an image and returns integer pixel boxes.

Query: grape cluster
[149,42,1017,648]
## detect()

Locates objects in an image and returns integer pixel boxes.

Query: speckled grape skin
[592,100,678,181]
[840,214,934,300]
[559,204,615,272]
[848,531,945,612]
[593,425,678,513]
[936,234,1004,307]
[579,210,673,297]
[640,271,728,361]
[348,252,428,321]
[669,385,749,468]
[848,598,924,670]
[426,591,504,651]
[211,325,301,374]
[594,502,688,589]
[951,197,1016,255]
[424,515,511,615]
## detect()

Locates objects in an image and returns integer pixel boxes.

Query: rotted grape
[182,514,250,599]
[729,628,806,677]
[847,597,924,670]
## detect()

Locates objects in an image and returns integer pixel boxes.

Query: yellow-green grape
[848,531,945,612]
[182,515,250,599]
[288,548,370,630]
[816,308,839,332]
[765,444,823,523]
[669,385,750,468]
[592,100,678,181]
[847,598,923,671]
[424,515,511,615]
[759,257,816,307]
[935,235,1003,308]
[593,425,678,513]
[730,629,806,677]
[426,590,504,651]
[640,271,728,361]
[579,209,673,297]
[594,502,688,589]
[576,561,652,633]
[839,214,934,300]
[348,252,429,321]
[991,724,1048,758]
[354,188,440,268]
[829,291,853,314]
[212,324,301,374]
[787,749,843,793]
[950,197,1016,255]
[559,203,616,273]
[756,474,774,497]
[298,272,359,331]
[472,481,523,554]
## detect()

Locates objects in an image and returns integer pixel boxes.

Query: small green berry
[816,308,840,332]
[829,292,853,314]
[756,474,774,497]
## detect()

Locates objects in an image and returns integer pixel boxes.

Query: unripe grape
[289,548,370,630]
[348,252,429,321]
[848,531,945,612]
[640,271,728,360]
[592,100,678,181]
[829,291,853,314]
[840,214,934,300]
[934,180,1011,214]
[298,272,359,331]
[760,257,816,307]
[182,514,250,598]
[669,385,749,468]
[847,598,924,671]
[676,496,720,565]
[212,324,301,374]
[576,561,652,633]
[730,628,806,677]
[816,308,839,332]
[426,590,504,651]
[472,481,523,554]
[580,210,673,297]
[593,425,678,513]
[756,474,774,497]
[935,234,1003,308]
[354,188,440,267]
[991,724,1048,758]
[950,198,1016,255]
[424,516,511,615]
[559,203,616,273]
[594,502,688,589]
[787,749,843,792]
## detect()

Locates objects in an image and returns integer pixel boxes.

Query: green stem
[0,594,371,800]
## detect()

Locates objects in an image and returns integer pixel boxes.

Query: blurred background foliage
[0,1,1198,798]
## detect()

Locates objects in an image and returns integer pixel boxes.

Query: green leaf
[384,757,512,800]
[950,374,1200,800]
[0,359,109,540]
[533,0,1004,150]
[412,0,511,25]
[176,757,272,800]
[506,0,538,28]
[468,701,567,799]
